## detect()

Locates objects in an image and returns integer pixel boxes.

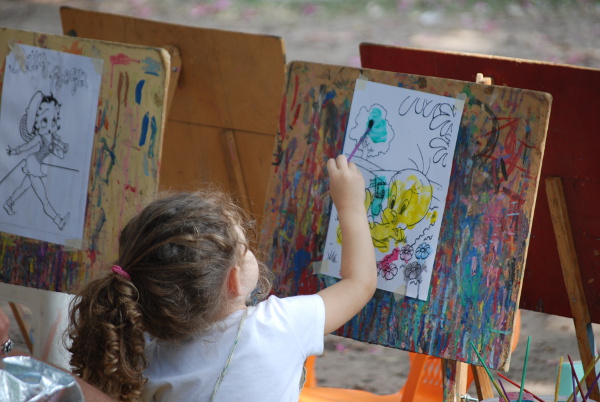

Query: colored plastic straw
[470,341,510,401]
[555,356,564,402]
[497,373,545,402]
[518,336,532,402]
[498,378,510,402]
[569,354,585,401]
[573,366,578,402]
[584,368,600,400]
[567,355,600,402]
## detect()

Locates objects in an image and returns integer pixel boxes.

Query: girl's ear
[227,266,242,297]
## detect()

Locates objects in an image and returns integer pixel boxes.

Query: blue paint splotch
[135,80,145,104]
[141,57,161,76]
[139,112,149,146]
[292,248,312,285]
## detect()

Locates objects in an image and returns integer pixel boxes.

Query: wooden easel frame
[546,177,599,401]
[0,27,173,365]
[3,48,181,356]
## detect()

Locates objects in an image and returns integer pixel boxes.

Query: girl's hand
[319,155,377,334]
[327,155,365,214]
[7,146,19,156]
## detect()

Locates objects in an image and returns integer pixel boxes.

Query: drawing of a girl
[4,91,70,230]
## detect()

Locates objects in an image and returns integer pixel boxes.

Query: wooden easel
[359,43,600,401]
[259,61,550,402]
[60,7,286,220]
[0,26,172,365]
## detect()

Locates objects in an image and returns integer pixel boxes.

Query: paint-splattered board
[60,7,285,219]
[259,61,551,370]
[359,44,600,324]
[0,27,170,292]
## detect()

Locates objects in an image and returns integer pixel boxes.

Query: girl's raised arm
[317,155,377,335]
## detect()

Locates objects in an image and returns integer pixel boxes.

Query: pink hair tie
[111,265,131,280]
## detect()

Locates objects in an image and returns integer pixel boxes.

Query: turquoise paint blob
[370,175,387,216]
[368,108,388,143]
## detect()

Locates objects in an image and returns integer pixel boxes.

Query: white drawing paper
[323,79,465,300]
[0,44,102,246]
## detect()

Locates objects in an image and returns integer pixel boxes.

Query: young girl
[67,155,376,401]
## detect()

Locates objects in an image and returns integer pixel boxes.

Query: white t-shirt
[141,294,326,401]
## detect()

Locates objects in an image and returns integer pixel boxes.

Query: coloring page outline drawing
[0,44,102,246]
[322,79,465,300]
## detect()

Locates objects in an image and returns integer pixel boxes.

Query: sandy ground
[1,0,600,399]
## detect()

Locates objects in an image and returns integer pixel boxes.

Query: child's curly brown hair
[67,190,272,401]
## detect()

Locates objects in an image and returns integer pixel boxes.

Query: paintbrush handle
[497,373,545,402]
[569,355,586,401]
[347,127,372,162]
[584,369,600,400]
[555,356,564,402]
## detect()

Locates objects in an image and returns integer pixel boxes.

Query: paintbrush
[555,356,564,402]
[584,367,600,400]
[567,355,600,402]
[569,354,586,401]
[347,119,374,162]
[497,373,544,402]
[518,336,532,402]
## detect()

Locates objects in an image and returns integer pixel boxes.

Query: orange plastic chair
[300,309,521,402]
[300,352,467,402]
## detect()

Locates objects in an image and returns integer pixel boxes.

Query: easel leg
[8,301,33,353]
[442,359,469,401]
[472,365,494,400]
[546,176,599,401]
[161,45,182,117]
[220,129,251,212]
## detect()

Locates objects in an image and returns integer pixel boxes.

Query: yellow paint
[368,173,433,252]
[429,209,438,225]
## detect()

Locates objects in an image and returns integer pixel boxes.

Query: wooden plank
[61,7,284,135]
[159,121,273,217]
[61,7,284,217]
[360,44,600,323]
[546,177,599,401]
